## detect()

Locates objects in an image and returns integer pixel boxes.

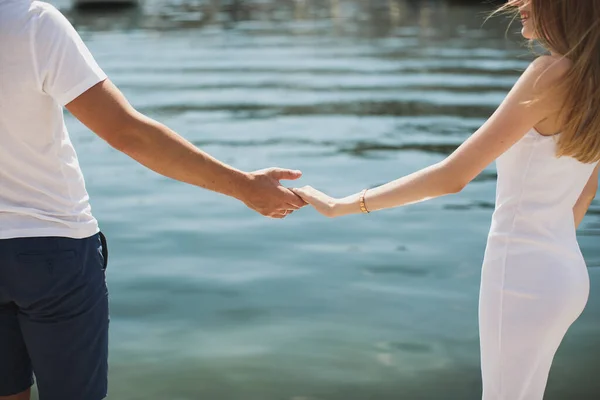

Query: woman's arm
[294,56,571,217]
[574,164,599,228]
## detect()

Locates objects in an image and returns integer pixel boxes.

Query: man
[0,1,305,399]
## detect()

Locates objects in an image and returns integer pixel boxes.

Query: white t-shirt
[0,0,107,239]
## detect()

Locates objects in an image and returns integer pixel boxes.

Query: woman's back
[491,128,599,251]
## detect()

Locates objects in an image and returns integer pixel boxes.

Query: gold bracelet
[359,189,370,214]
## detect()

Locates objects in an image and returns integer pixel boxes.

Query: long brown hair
[497,0,600,163]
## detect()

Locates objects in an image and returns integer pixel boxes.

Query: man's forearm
[112,112,251,201]
[65,78,304,218]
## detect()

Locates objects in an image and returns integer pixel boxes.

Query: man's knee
[0,387,31,400]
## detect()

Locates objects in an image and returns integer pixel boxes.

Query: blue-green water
[44,1,600,398]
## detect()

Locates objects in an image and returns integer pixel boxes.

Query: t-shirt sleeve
[33,4,107,106]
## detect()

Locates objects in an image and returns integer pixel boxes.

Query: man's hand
[66,79,305,217]
[240,168,306,218]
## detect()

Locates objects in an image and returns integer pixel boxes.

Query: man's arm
[66,79,305,218]
[574,164,599,228]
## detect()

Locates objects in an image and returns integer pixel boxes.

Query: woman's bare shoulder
[528,56,573,135]
[528,55,573,88]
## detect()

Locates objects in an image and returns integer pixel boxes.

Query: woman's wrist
[334,193,364,217]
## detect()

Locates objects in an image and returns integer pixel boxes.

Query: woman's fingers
[291,187,338,218]
[291,186,319,203]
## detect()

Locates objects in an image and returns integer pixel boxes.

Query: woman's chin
[521,27,535,40]
[520,20,536,40]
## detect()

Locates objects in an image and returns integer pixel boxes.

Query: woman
[292,1,600,399]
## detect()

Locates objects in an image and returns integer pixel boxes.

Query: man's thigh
[8,234,109,400]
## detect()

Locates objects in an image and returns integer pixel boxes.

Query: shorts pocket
[15,250,80,297]
[17,250,77,265]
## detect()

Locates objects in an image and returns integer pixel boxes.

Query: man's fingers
[267,168,303,181]
[267,209,294,219]
[286,196,306,208]
[282,188,307,208]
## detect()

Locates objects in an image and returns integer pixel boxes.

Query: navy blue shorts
[0,233,109,400]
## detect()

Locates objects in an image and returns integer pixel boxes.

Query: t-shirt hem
[57,72,108,107]
[0,225,100,240]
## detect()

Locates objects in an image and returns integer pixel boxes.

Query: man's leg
[7,234,109,400]
[0,294,34,399]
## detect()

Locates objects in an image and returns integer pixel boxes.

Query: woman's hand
[292,186,357,218]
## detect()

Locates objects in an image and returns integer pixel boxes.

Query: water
[42,0,600,398]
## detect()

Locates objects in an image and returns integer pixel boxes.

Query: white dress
[479,129,598,400]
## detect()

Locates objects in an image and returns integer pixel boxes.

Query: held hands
[241,168,307,218]
[239,167,363,219]
[291,186,359,218]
